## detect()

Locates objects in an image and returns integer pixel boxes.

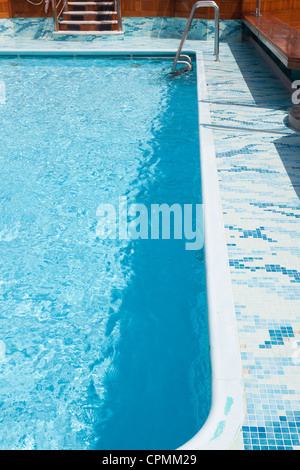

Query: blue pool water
[0,56,211,450]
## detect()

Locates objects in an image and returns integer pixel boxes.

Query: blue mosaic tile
[203,42,300,450]
[0,17,242,43]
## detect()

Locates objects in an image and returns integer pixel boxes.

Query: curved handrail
[172,1,220,73]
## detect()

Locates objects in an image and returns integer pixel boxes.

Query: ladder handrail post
[255,0,262,17]
[172,1,220,73]
[52,0,58,31]
[215,4,220,61]
[117,0,123,31]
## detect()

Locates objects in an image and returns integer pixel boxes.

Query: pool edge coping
[179,52,245,450]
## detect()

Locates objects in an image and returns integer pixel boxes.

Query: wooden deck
[243,11,300,70]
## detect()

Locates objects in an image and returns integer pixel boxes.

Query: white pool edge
[179,52,245,450]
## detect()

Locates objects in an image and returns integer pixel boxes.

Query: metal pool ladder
[171,1,220,74]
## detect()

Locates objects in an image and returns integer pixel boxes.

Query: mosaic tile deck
[202,42,300,450]
[0,18,299,450]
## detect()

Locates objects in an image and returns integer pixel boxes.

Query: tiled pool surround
[204,44,300,451]
[0,19,300,450]
[0,17,242,42]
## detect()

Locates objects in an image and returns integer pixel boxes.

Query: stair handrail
[116,0,123,31]
[52,0,68,31]
[172,1,220,73]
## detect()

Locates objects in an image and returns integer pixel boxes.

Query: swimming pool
[0,55,213,450]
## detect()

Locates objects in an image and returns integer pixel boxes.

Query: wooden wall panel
[121,0,243,18]
[121,0,173,17]
[8,0,243,19]
[242,0,300,14]
[7,0,300,20]
[10,0,51,17]
[174,0,241,19]
[0,0,10,18]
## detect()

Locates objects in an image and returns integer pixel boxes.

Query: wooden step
[69,0,114,3]
[69,0,114,2]
[53,29,123,36]
[60,20,118,25]
[68,1,115,4]
[64,10,117,15]
[63,11,117,21]
[59,19,118,32]
[69,3,115,12]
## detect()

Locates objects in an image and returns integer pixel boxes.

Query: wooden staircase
[52,0,123,35]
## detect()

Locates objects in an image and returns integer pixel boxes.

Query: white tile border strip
[179,53,245,450]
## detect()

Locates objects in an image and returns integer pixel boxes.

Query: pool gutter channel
[0,49,245,450]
